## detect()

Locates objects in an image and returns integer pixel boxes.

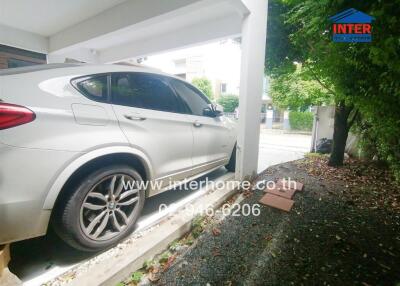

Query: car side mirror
[203,104,223,117]
[203,106,215,117]
[213,104,224,117]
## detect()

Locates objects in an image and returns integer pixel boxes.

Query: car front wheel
[52,165,145,252]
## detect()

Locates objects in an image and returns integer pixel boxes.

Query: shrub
[217,94,239,112]
[130,271,144,284]
[289,111,313,131]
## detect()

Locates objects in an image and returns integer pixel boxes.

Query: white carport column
[236,0,268,180]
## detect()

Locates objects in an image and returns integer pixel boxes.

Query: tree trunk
[328,101,352,167]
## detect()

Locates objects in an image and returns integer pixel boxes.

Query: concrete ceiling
[0,0,249,62]
[76,2,239,51]
[0,0,126,36]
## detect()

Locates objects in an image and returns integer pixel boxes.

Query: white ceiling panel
[0,0,126,36]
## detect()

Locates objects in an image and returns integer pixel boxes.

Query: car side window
[111,73,180,113]
[170,79,211,116]
[75,75,108,103]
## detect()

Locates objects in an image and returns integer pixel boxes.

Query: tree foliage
[270,64,332,111]
[217,95,239,112]
[266,0,400,177]
[265,0,297,75]
[191,77,214,100]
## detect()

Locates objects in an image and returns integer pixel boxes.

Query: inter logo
[329,8,375,43]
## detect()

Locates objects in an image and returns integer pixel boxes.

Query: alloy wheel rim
[79,174,140,241]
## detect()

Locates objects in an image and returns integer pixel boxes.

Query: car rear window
[74,75,109,103]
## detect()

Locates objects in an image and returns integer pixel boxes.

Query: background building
[129,38,242,99]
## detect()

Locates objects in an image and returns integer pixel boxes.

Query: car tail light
[0,103,36,130]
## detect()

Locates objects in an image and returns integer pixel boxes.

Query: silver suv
[0,64,237,251]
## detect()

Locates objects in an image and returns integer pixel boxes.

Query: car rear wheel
[52,165,145,252]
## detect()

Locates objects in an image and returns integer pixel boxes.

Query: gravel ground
[153,160,400,286]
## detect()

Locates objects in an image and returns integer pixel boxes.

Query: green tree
[267,0,400,173]
[217,95,239,112]
[270,64,332,111]
[191,77,214,100]
[281,0,362,167]
[284,0,400,172]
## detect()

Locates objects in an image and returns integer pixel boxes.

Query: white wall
[311,106,360,156]
[0,24,48,54]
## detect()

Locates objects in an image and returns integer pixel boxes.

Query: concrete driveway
[258,128,312,172]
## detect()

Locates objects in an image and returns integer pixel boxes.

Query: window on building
[111,73,180,113]
[220,83,227,94]
[0,44,46,70]
[7,58,37,68]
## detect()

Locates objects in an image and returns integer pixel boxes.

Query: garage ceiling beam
[49,0,248,55]
[0,24,48,54]
[98,15,241,63]
[49,0,199,52]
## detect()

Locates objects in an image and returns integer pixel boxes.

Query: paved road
[258,129,311,172]
[9,130,311,285]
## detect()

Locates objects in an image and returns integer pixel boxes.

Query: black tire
[52,165,145,252]
[225,144,236,172]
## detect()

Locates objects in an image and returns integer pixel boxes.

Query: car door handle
[124,114,146,121]
[193,121,202,127]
